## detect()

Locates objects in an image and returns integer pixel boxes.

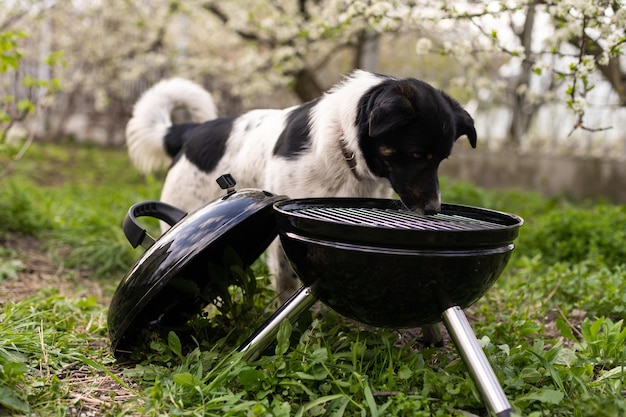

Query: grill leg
[442,306,513,417]
[237,286,317,361]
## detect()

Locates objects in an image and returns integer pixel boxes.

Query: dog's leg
[420,324,444,347]
[267,239,301,304]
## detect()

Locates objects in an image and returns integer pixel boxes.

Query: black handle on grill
[123,201,187,249]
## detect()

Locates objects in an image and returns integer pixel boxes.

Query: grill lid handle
[123,201,187,249]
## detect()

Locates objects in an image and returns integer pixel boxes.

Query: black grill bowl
[274,199,523,328]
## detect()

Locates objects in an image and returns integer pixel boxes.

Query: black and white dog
[126,70,477,302]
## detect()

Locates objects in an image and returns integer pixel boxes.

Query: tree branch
[580,36,626,106]
[0,9,29,31]
[202,2,277,45]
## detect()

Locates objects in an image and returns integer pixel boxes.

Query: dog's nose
[423,200,441,215]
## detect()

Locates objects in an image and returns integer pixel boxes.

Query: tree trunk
[354,30,380,72]
[507,0,539,148]
[292,29,380,102]
[293,68,324,102]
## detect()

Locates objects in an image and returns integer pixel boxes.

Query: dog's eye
[412,153,433,161]
[379,146,395,156]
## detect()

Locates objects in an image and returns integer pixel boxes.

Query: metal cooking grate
[290,207,504,231]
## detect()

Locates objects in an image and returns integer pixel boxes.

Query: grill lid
[274,199,523,249]
[108,187,288,356]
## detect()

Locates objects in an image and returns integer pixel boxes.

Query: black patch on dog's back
[273,99,318,159]
[165,123,201,157]
[180,117,236,173]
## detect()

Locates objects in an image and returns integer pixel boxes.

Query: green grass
[1,142,626,416]
[1,141,163,276]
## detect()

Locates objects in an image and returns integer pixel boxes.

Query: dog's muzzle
[424,200,441,215]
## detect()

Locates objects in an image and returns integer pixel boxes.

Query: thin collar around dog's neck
[339,135,361,181]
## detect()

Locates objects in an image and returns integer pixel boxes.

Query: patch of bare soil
[62,363,141,417]
[541,309,587,347]
[0,235,105,302]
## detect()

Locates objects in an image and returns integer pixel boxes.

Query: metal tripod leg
[237,286,317,361]
[442,306,513,417]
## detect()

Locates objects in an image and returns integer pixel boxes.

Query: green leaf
[527,348,566,392]
[309,347,328,363]
[556,317,576,341]
[517,388,564,405]
[45,50,64,67]
[593,365,626,384]
[0,385,30,413]
[363,380,378,417]
[275,319,292,356]
[294,394,348,417]
[172,372,199,389]
[239,369,264,390]
[397,365,412,379]
[0,360,28,379]
[555,347,577,367]
[294,367,328,381]
[167,331,183,359]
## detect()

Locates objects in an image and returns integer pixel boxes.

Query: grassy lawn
[1,142,625,416]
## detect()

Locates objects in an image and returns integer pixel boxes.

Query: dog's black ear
[368,97,414,138]
[444,94,477,148]
[455,108,477,148]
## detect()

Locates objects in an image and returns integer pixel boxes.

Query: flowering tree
[431,0,626,144]
[2,0,625,151]
[194,0,625,147]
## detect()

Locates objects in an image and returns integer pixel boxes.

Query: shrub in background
[521,205,626,267]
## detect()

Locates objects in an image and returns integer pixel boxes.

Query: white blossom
[570,97,586,114]
[415,37,432,55]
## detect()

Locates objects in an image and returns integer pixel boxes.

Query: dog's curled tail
[125,78,217,174]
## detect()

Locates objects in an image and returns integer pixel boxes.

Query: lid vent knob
[216,173,237,194]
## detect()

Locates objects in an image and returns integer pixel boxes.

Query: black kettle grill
[108,175,523,417]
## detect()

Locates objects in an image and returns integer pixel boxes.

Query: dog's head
[358,78,476,214]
